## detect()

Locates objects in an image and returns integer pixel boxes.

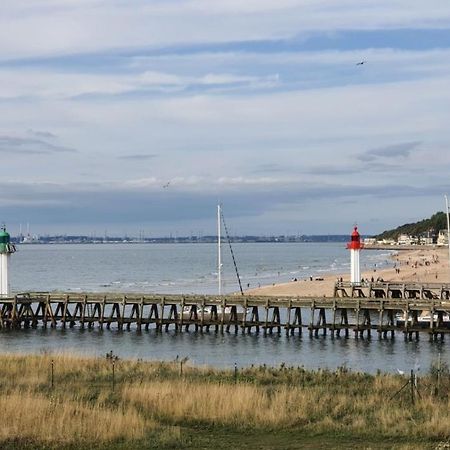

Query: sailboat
[217,203,244,296]
[182,204,243,321]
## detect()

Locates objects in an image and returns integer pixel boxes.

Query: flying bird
[356,61,366,66]
[162,181,170,189]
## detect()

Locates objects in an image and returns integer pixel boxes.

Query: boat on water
[395,311,450,328]
[182,204,242,320]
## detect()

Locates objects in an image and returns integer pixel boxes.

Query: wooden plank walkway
[1,282,450,340]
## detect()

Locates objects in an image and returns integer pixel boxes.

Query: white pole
[445,195,450,281]
[217,204,222,295]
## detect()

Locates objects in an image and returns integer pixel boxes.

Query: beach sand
[246,247,450,297]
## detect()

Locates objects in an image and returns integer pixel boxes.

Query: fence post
[51,359,54,390]
[112,359,115,392]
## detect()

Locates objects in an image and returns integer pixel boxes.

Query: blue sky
[1,1,450,236]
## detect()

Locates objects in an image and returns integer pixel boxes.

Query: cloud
[251,163,287,174]
[27,129,57,139]
[0,67,281,101]
[358,141,421,162]
[118,154,158,161]
[0,3,449,235]
[2,1,450,60]
[0,135,76,155]
[0,177,449,235]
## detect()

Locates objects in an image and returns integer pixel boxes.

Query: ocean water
[10,242,393,295]
[2,242,448,374]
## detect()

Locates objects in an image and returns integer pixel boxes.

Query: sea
[1,242,447,374]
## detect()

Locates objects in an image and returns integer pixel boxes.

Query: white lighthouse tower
[346,226,363,284]
[0,226,16,297]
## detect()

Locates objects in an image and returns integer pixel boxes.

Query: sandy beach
[247,247,450,297]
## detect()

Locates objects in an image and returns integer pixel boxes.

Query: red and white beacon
[346,226,364,284]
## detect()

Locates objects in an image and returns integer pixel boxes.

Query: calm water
[10,242,392,295]
[2,242,447,374]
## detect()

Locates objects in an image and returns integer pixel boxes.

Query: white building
[437,230,449,246]
[397,234,412,245]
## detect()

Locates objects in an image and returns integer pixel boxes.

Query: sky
[1,0,450,237]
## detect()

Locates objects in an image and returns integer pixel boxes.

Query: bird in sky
[162,181,170,189]
[356,61,366,66]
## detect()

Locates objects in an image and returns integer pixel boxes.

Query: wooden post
[120,296,126,331]
[220,298,226,333]
[179,298,184,331]
[11,295,17,328]
[264,299,269,335]
[62,295,69,329]
[112,359,115,392]
[429,302,435,341]
[51,359,54,390]
[81,295,87,329]
[137,298,144,331]
[159,299,165,332]
[286,299,292,336]
[200,298,205,332]
[331,299,336,338]
[309,300,315,337]
[242,298,247,333]
[354,299,360,338]
[378,299,384,338]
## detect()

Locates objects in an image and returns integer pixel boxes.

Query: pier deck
[1,282,450,340]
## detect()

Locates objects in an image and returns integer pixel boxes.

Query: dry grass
[0,352,449,448]
[0,392,148,444]
[122,378,450,440]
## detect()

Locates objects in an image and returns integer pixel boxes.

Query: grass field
[0,353,449,449]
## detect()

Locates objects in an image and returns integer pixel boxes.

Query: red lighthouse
[346,227,364,283]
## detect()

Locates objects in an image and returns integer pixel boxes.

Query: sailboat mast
[217,203,222,295]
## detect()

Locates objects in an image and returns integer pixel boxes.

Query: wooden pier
[1,282,450,340]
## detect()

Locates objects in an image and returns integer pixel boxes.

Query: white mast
[445,195,450,280]
[217,203,222,295]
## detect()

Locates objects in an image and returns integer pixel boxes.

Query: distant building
[437,230,449,246]
[420,236,433,245]
[397,234,412,245]
[380,238,396,246]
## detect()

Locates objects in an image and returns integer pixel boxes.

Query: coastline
[246,247,449,297]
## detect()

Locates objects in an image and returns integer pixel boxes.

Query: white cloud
[1,1,450,59]
[0,67,280,100]
[1,1,450,232]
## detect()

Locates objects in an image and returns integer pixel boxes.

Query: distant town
[9,211,450,247]
[10,231,450,247]
[364,229,449,247]
[13,233,352,245]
